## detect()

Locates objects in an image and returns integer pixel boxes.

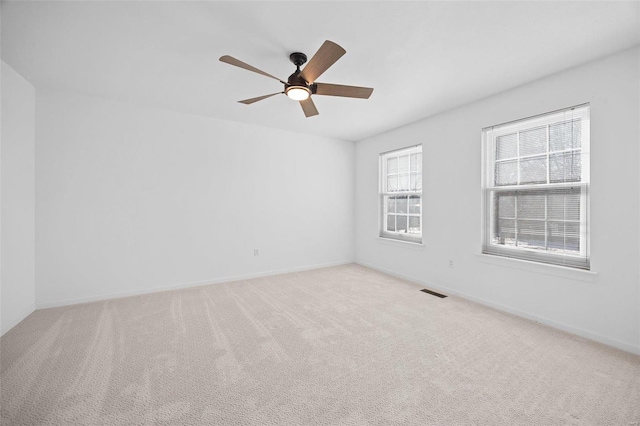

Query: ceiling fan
[219,40,373,118]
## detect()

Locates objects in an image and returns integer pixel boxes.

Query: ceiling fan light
[286,86,311,101]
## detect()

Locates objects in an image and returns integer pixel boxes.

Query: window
[380,145,422,243]
[482,104,590,269]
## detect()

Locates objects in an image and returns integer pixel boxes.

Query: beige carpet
[1,264,639,425]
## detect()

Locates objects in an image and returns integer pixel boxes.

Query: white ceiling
[2,1,639,141]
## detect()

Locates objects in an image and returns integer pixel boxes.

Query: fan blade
[299,97,319,117]
[238,92,283,105]
[314,83,373,99]
[220,55,285,84]
[299,40,346,83]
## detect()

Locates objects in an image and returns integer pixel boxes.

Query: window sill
[475,253,598,282]
[376,236,425,250]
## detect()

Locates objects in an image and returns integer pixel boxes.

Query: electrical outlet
[449,260,454,268]
[254,249,259,256]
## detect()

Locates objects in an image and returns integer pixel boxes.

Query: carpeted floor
[1,264,639,425]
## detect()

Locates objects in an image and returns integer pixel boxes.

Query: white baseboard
[356,261,640,356]
[1,303,36,337]
[36,260,355,310]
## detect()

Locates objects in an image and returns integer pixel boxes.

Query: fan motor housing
[287,72,307,87]
[285,69,314,98]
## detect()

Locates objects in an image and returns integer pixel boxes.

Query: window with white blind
[380,145,422,243]
[481,104,590,269]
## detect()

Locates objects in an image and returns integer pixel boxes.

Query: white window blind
[481,105,590,269]
[380,145,422,243]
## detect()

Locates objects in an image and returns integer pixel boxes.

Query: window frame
[481,104,590,269]
[379,145,423,244]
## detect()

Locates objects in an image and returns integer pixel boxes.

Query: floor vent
[420,288,447,298]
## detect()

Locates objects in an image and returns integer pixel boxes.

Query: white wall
[1,61,36,335]
[35,90,354,306]
[355,47,640,354]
